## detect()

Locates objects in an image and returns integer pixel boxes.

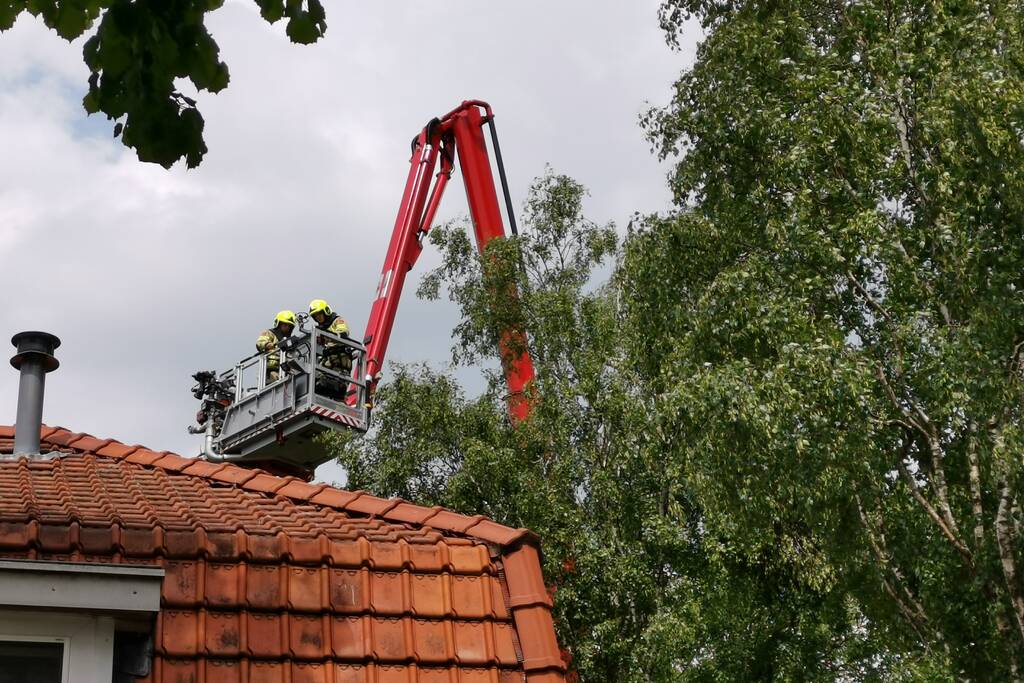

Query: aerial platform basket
[192,327,370,473]
[190,100,540,477]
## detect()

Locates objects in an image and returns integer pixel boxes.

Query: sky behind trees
[0,2,697,482]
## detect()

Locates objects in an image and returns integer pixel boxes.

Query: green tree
[1,0,327,167]
[332,172,886,681]
[640,0,1024,678]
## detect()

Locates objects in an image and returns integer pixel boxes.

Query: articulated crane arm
[359,100,536,422]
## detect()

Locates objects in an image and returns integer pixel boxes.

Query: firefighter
[308,299,353,374]
[256,310,296,383]
[308,299,352,402]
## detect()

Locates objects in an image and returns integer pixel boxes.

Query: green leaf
[4,0,327,167]
[253,0,283,23]
[0,0,27,30]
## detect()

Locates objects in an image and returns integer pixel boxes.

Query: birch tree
[643,0,1024,677]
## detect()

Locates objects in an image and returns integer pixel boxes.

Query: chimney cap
[10,331,61,373]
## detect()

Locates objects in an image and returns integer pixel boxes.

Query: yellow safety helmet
[308,299,332,317]
[274,310,297,327]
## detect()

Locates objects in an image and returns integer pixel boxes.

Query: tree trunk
[996,479,1024,644]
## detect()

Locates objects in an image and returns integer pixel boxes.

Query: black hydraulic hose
[485,116,519,236]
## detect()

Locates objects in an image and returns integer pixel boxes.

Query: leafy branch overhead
[0,0,327,168]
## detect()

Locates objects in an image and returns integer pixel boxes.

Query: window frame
[0,560,164,683]
[0,634,71,683]
[0,611,111,683]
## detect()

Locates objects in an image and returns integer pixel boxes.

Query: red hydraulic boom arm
[359,101,536,422]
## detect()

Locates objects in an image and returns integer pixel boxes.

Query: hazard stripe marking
[312,405,361,427]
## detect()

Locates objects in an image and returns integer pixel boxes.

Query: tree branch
[924,420,963,542]
[896,458,974,567]
[856,494,939,645]
[846,271,895,326]
[967,421,986,551]
[875,366,926,436]
[996,608,1023,683]
[1010,338,1024,375]
[879,575,929,644]
[892,79,933,209]
[875,365,964,544]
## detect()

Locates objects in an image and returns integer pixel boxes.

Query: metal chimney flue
[10,331,60,455]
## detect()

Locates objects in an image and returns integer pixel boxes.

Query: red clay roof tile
[453,620,489,666]
[412,618,449,664]
[372,616,410,661]
[463,520,535,548]
[247,613,285,658]
[342,493,404,517]
[386,503,442,526]
[421,509,475,535]
[207,464,261,486]
[277,480,327,500]
[94,441,137,458]
[124,448,164,465]
[288,566,323,612]
[308,487,360,508]
[249,660,285,683]
[0,425,566,681]
[243,472,290,494]
[206,611,242,657]
[153,453,193,471]
[64,434,109,451]
[179,459,225,478]
[331,615,368,660]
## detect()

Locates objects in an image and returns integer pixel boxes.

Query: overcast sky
[0,2,697,483]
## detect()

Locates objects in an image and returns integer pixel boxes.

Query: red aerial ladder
[191,101,536,474]
[361,100,536,422]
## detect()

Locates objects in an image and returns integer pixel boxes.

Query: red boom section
[361,101,536,421]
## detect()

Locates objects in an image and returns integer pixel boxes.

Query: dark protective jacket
[317,313,352,373]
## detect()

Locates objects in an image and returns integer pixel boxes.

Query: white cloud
[0,2,698,483]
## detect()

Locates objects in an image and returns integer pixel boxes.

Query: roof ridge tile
[39,425,63,440]
[244,473,292,494]
[454,514,488,534]
[153,453,192,472]
[342,493,404,518]
[124,449,163,465]
[67,435,113,452]
[275,481,326,500]
[179,460,228,478]
[63,432,95,447]
[308,488,361,508]
[43,427,82,446]
[386,503,442,526]
[463,521,536,548]
[207,463,261,486]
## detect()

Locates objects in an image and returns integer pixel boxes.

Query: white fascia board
[0,560,163,613]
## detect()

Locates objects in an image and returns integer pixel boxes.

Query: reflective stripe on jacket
[256,328,285,371]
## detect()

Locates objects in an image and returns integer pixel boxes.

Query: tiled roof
[0,425,566,683]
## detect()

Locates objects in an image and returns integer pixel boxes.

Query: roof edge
[503,542,568,678]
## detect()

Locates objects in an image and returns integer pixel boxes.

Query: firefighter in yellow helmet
[309,299,353,379]
[256,310,296,383]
